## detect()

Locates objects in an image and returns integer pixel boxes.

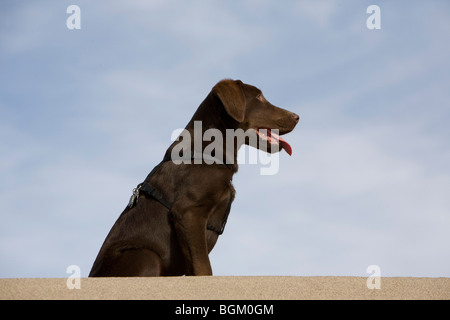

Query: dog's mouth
[256,128,292,156]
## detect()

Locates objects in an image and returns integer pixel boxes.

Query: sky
[1,1,449,278]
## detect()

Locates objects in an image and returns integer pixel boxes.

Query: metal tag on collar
[128,184,141,208]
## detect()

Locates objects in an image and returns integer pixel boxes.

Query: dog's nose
[292,113,300,123]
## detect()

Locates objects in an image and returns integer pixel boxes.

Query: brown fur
[89,79,299,277]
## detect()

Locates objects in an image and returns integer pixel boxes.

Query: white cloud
[0,3,59,54]
[295,132,422,196]
[293,0,338,29]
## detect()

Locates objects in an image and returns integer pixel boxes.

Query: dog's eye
[256,93,263,100]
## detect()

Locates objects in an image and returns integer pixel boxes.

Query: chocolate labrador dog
[89,79,299,277]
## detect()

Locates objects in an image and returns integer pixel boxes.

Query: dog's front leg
[172,207,212,276]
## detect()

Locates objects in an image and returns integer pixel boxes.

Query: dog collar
[127,155,233,235]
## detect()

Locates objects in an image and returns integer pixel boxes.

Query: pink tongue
[278,136,292,156]
[267,130,293,156]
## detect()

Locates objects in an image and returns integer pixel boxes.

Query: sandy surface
[1,276,449,300]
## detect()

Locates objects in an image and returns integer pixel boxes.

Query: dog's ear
[213,79,246,122]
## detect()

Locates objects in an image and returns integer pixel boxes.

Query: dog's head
[213,79,299,155]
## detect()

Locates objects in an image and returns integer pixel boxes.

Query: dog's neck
[166,92,240,173]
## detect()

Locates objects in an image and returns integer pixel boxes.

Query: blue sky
[1,1,449,278]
